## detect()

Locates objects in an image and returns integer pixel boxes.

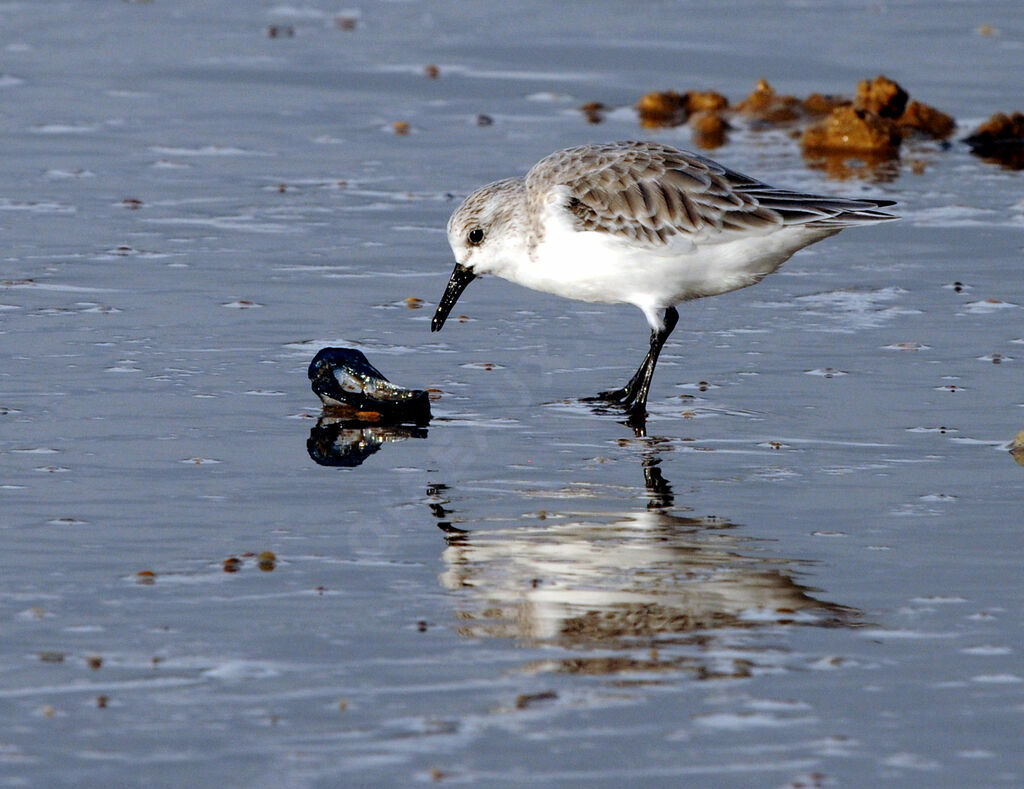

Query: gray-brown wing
[524,141,895,246]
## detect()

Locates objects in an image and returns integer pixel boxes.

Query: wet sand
[2,2,1023,786]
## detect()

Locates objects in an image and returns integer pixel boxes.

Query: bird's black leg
[626,305,678,418]
[585,307,678,418]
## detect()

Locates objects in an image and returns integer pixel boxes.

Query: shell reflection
[308,417,427,468]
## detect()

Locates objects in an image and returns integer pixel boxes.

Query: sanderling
[431,141,896,421]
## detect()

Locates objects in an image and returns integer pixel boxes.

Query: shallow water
[2,1,1023,786]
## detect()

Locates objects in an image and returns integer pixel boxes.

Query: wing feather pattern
[524,142,896,246]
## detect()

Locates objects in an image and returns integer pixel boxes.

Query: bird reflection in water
[428,445,860,678]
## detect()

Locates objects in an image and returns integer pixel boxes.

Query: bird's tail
[745,189,898,229]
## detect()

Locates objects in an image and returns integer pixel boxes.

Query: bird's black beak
[431,263,476,332]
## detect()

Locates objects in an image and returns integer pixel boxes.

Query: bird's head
[431,178,525,332]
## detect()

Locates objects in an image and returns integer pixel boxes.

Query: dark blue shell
[308,347,431,425]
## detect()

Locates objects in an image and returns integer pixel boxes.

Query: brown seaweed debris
[854,77,954,140]
[899,100,956,140]
[634,89,728,132]
[802,76,906,158]
[802,93,851,116]
[1010,430,1024,466]
[964,112,1024,169]
[637,91,688,128]
[802,75,958,170]
[735,79,802,124]
[802,105,902,156]
[579,101,606,124]
[689,110,731,150]
[855,75,908,119]
[685,90,729,113]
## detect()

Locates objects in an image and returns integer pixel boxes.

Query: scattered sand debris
[637,90,689,128]
[579,101,605,124]
[964,112,1024,169]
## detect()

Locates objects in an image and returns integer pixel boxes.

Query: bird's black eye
[467,228,485,245]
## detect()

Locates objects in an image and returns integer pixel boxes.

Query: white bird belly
[511,219,831,314]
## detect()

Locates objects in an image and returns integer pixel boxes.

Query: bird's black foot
[625,403,648,430]
[581,386,632,405]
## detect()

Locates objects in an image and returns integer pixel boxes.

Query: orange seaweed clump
[964,112,1024,169]
[964,111,1024,148]
[1010,429,1024,466]
[735,79,802,124]
[637,91,688,128]
[898,100,956,139]
[854,75,908,119]
[579,101,606,124]
[689,111,730,150]
[685,90,729,113]
[803,93,851,116]
[801,106,902,156]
